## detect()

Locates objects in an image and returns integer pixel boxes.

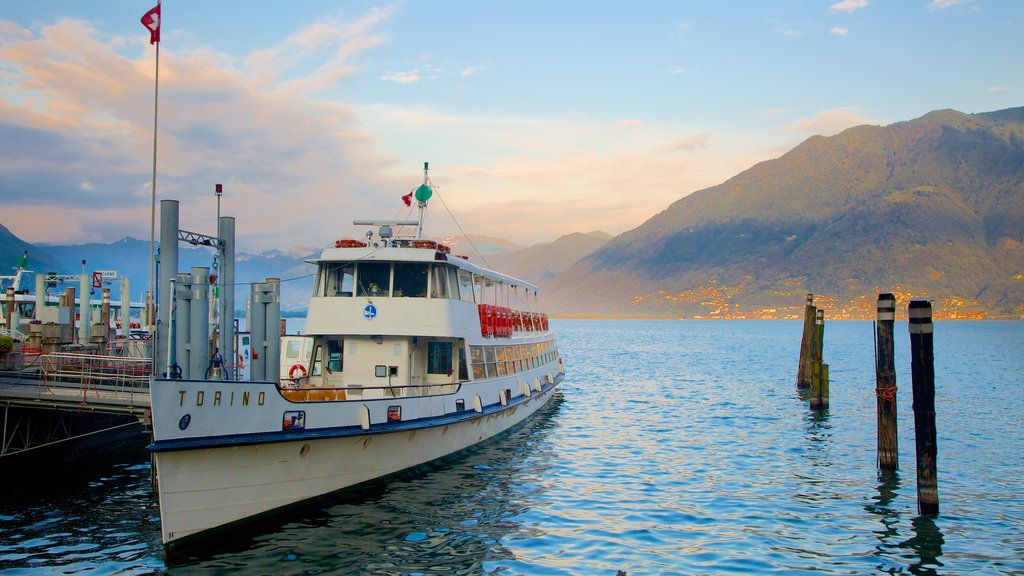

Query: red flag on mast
[402,191,413,206]
[141,4,161,44]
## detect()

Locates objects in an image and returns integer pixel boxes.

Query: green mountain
[0,223,61,280]
[546,107,1024,319]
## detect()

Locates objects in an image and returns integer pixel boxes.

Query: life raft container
[335,239,368,248]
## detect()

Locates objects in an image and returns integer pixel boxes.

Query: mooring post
[810,308,828,408]
[909,299,938,515]
[875,293,898,470]
[797,293,815,388]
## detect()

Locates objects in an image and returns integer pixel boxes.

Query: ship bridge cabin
[281,236,556,403]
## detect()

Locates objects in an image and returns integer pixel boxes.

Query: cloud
[928,0,973,9]
[0,12,397,250]
[0,19,32,45]
[830,27,849,36]
[661,132,713,153]
[0,8,821,251]
[380,71,421,84]
[777,108,888,138]
[829,0,869,14]
[667,66,689,75]
[352,104,766,243]
[987,85,1009,93]
[460,64,489,77]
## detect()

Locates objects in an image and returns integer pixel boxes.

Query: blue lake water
[1,320,1022,574]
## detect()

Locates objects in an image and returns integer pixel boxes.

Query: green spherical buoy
[414,184,433,203]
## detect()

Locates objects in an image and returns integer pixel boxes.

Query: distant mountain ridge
[485,231,612,289]
[0,232,317,312]
[546,106,1024,318]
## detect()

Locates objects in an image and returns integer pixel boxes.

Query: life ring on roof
[288,363,307,380]
[335,239,368,248]
[437,243,452,253]
[412,239,438,249]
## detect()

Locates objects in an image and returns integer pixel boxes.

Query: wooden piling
[875,293,898,470]
[810,309,828,408]
[797,293,815,388]
[909,299,938,515]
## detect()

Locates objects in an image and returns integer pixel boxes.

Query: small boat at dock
[147,166,565,551]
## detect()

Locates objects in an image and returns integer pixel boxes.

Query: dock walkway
[0,352,152,458]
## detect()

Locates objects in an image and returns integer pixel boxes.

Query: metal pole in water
[909,299,938,515]
[875,293,898,470]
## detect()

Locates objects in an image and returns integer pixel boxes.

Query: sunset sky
[1,0,1020,253]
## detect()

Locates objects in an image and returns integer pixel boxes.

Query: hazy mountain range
[546,106,1024,319]
[3,106,1022,319]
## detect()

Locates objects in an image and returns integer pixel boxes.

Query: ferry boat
[147,167,565,551]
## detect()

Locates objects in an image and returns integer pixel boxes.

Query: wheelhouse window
[458,270,475,303]
[427,341,453,375]
[325,264,354,297]
[357,262,391,297]
[393,263,428,298]
[448,266,461,300]
[430,264,450,299]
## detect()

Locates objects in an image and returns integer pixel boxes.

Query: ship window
[448,267,461,300]
[357,262,390,297]
[329,264,354,297]
[285,339,302,361]
[484,346,497,378]
[327,338,343,372]
[430,264,450,299]
[459,346,468,380]
[393,263,428,298]
[310,345,324,376]
[474,275,486,304]
[427,341,453,375]
[458,270,474,303]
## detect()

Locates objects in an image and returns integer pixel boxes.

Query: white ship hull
[151,374,561,548]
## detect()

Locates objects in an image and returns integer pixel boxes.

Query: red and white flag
[402,191,413,206]
[141,4,161,45]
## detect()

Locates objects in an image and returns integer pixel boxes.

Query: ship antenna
[415,161,434,240]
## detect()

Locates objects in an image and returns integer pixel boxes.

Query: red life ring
[412,239,438,249]
[237,353,245,368]
[288,363,307,379]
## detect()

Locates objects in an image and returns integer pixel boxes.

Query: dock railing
[41,352,152,391]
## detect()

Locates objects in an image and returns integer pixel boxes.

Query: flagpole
[148,1,160,333]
